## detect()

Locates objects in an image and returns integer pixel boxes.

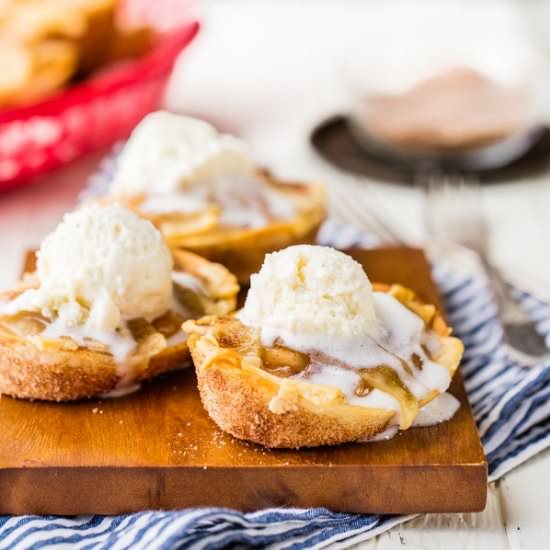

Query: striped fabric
[2,218,550,548]
[323,221,550,483]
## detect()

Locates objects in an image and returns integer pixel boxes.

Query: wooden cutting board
[0,247,487,515]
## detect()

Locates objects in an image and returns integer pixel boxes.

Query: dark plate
[310,115,550,185]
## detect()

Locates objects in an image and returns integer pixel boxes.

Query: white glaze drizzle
[141,193,207,215]
[139,174,296,228]
[358,425,400,442]
[0,267,204,389]
[259,292,451,403]
[36,316,136,362]
[251,291,459,439]
[412,392,460,427]
[357,392,460,442]
[100,384,142,399]
[172,271,207,295]
[166,330,188,346]
[170,271,207,320]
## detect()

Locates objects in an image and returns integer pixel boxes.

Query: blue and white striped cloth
[3,217,550,547]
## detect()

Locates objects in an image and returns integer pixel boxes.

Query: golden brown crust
[172,249,239,316]
[112,171,327,284]
[0,330,188,402]
[184,284,464,448]
[173,220,324,286]
[0,250,239,401]
[194,346,394,448]
[0,0,156,107]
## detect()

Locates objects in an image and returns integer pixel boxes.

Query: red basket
[0,17,199,191]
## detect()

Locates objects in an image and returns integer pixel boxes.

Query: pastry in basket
[183,245,464,448]
[0,204,238,401]
[106,111,327,283]
[0,0,154,107]
[0,39,78,107]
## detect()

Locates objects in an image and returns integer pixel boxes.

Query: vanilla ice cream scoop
[110,111,254,196]
[8,204,173,332]
[240,245,377,338]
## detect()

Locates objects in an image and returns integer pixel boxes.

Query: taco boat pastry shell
[0,249,238,401]
[183,283,463,448]
[104,113,327,284]
[114,170,327,284]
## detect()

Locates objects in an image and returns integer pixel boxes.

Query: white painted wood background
[0,1,549,548]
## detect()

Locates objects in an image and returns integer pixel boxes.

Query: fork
[423,173,550,367]
[330,177,405,245]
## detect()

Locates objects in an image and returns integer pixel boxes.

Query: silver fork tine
[424,173,484,250]
[346,185,397,243]
[331,179,404,245]
[349,178,406,245]
[330,184,372,233]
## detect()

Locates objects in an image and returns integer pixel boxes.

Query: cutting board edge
[0,460,488,515]
[0,246,488,515]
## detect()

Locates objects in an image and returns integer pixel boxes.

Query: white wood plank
[500,447,550,550]
[369,484,509,550]
[348,538,377,550]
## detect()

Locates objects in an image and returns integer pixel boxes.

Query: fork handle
[480,253,550,365]
[479,254,531,323]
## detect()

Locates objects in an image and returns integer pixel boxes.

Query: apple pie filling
[221,287,461,432]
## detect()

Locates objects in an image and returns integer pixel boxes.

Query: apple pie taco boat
[117,169,327,284]
[0,249,238,401]
[183,283,463,448]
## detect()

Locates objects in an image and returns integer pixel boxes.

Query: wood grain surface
[0,247,487,515]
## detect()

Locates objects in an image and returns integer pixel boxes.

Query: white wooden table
[1,1,549,547]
